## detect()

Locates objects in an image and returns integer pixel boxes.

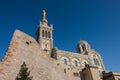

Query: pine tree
[15,62,33,80]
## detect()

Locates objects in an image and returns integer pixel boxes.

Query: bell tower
[36,10,53,51]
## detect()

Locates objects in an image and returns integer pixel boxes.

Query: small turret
[51,47,58,59]
[77,40,91,54]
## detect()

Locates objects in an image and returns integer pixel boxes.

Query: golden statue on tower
[42,10,46,19]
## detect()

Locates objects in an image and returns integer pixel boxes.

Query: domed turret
[51,47,58,59]
[77,40,91,54]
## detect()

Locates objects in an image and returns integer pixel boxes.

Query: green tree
[15,62,32,80]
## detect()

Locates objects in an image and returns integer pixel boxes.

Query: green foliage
[15,62,33,80]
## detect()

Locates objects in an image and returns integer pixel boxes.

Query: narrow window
[82,45,86,51]
[64,59,67,65]
[75,60,78,67]
[94,58,100,66]
[94,58,96,65]
[48,31,51,38]
[42,30,44,37]
[95,59,100,66]
[45,31,47,38]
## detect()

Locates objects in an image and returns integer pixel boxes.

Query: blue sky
[0,0,120,71]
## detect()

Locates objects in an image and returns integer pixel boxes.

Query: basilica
[0,10,120,80]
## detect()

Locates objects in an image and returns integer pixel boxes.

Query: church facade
[0,10,120,80]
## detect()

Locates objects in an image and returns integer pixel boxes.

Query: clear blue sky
[0,0,120,72]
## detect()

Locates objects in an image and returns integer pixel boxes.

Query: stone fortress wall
[0,30,70,80]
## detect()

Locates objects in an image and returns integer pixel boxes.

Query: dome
[78,40,89,45]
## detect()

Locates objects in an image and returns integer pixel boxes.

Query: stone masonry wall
[0,30,68,80]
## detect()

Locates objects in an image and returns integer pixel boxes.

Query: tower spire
[41,10,48,24]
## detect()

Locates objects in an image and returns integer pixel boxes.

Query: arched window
[94,58,100,66]
[45,31,47,38]
[42,30,44,37]
[75,60,78,67]
[64,59,67,65]
[82,45,86,51]
[96,59,100,65]
[48,32,51,38]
